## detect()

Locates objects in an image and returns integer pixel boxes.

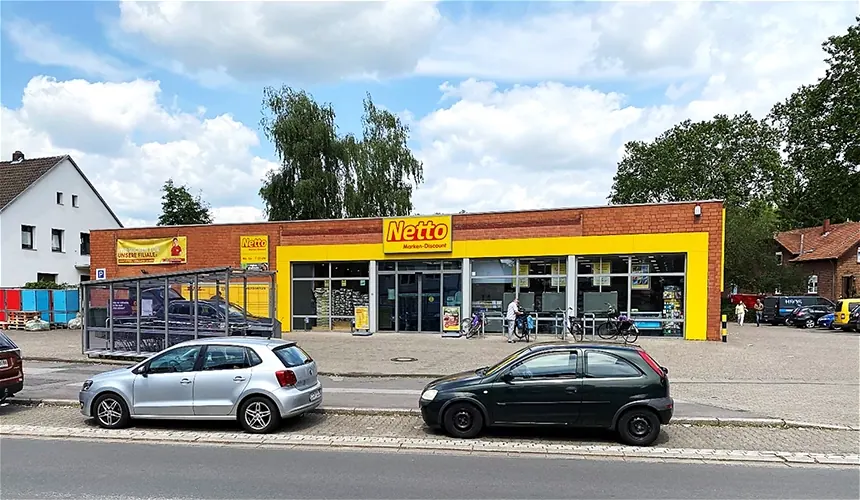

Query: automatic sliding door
[421,274,441,332]
[398,274,419,332]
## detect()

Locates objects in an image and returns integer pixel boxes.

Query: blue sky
[1,1,856,227]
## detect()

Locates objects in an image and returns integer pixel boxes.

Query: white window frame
[807,275,819,295]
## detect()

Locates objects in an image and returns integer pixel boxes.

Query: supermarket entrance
[377,260,462,333]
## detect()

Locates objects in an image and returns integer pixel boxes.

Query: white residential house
[0,151,123,287]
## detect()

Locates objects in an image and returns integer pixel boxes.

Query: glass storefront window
[292,280,329,316]
[377,274,396,331]
[472,258,515,277]
[330,279,370,317]
[378,262,396,272]
[292,263,330,279]
[471,278,515,317]
[630,254,685,274]
[443,260,462,270]
[577,256,629,275]
[331,262,370,278]
[397,260,441,271]
[520,257,563,276]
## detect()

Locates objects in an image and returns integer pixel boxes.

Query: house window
[72,195,79,208]
[51,229,64,252]
[80,233,90,255]
[21,225,35,250]
[807,275,819,295]
[775,252,783,266]
[56,192,63,205]
[37,273,58,283]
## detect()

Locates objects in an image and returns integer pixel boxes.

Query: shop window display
[292,261,369,331]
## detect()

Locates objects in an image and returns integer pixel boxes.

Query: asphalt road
[2,438,857,499]
[20,361,762,418]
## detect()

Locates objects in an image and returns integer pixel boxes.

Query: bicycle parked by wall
[512,310,536,342]
[596,303,639,343]
[462,309,486,339]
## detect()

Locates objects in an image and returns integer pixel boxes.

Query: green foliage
[23,281,74,289]
[769,17,860,227]
[157,179,214,226]
[259,87,423,221]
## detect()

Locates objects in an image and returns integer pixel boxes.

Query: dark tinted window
[202,345,252,371]
[818,297,833,306]
[585,351,642,378]
[170,303,191,315]
[247,348,263,366]
[273,345,312,367]
[0,333,18,350]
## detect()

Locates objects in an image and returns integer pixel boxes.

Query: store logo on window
[383,215,452,254]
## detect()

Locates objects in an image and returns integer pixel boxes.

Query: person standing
[753,299,764,327]
[506,297,521,343]
[735,301,748,327]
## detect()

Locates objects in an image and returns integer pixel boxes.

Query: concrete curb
[2,423,857,467]
[8,398,857,431]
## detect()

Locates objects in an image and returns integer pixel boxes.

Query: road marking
[324,388,421,395]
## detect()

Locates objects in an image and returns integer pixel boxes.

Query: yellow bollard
[721,314,728,342]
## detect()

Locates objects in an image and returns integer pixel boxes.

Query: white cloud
[3,19,134,81]
[1,76,278,227]
[113,0,442,85]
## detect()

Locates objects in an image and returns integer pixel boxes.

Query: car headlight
[420,389,438,401]
[81,380,93,392]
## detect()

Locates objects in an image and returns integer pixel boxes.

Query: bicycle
[512,311,535,342]
[596,303,639,343]
[561,307,586,342]
[461,309,486,339]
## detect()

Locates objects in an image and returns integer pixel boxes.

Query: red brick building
[775,220,860,301]
[90,200,725,340]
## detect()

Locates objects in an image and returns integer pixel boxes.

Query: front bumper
[419,398,445,428]
[79,390,97,417]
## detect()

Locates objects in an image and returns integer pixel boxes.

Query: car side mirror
[500,372,514,383]
[135,365,148,377]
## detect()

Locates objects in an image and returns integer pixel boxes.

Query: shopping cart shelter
[89,201,725,341]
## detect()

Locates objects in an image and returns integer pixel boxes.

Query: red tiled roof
[775,221,860,262]
[0,155,66,209]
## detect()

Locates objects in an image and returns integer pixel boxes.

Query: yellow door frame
[277,232,712,340]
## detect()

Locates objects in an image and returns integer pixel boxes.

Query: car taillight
[638,351,666,378]
[275,370,297,387]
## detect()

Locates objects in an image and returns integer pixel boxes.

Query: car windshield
[483,346,532,377]
[0,333,18,351]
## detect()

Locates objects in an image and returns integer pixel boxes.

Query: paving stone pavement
[2,404,858,456]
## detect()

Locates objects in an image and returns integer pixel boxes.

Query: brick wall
[795,260,837,301]
[836,244,860,298]
[91,201,725,340]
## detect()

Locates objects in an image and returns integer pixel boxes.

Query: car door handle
[180,378,192,385]
[565,386,579,393]
[233,376,246,382]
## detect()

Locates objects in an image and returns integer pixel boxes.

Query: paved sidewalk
[2,405,858,464]
[7,324,860,426]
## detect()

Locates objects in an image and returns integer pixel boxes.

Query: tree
[769,17,860,227]
[609,113,789,208]
[259,86,423,221]
[156,179,214,226]
[608,114,797,293]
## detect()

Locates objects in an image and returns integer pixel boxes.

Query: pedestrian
[505,297,521,343]
[754,299,764,327]
[735,301,747,327]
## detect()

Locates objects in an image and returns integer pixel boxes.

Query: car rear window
[0,333,19,351]
[273,345,312,368]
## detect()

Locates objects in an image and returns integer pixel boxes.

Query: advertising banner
[632,264,651,290]
[383,215,452,254]
[116,237,187,265]
[443,306,461,331]
[240,235,269,271]
[354,306,369,330]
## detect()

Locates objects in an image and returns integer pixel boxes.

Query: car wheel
[804,319,815,329]
[443,402,484,439]
[617,408,661,446]
[239,396,281,434]
[93,393,130,430]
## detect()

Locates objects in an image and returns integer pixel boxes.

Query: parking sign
[96,268,107,280]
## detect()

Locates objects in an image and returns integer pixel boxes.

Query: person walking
[506,297,521,343]
[754,299,764,327]
[735,301,748,327]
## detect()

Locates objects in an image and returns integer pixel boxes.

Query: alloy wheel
[244,401,272,431]
[97,398,123,427]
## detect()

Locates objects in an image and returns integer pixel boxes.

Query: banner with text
[240,235,269,271]
[383,215,452,254]
[116,237,187,265]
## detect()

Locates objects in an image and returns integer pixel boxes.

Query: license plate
[0,359,7,368]
[309,390,321,402]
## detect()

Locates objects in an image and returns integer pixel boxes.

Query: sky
[1,1,857,228]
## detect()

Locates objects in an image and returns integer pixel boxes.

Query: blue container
[51,289,80,325]
[21,289,51,321]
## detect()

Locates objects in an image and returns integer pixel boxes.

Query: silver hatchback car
[79,337,322,434]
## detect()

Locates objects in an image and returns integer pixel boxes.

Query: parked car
[845,307,860,332]
[817,313,836,329]
[79,337,321,433]
[832,299,860,331]
[418,342,672,446]
[786,305,834,328]
[762,295,834,325]
[151,300,275,336]
[0,332,23,403]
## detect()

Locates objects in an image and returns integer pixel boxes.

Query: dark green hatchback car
[419,342,672,446]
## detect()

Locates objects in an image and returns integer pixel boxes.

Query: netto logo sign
[240,236,268,248]
[383,216,452,254]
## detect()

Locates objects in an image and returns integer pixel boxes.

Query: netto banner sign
[383,215,452,254]
[240,235,269,270]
